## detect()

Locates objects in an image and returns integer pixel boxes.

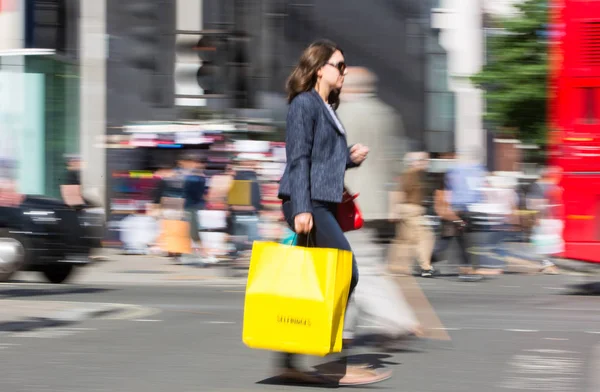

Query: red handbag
[337,189,364,232]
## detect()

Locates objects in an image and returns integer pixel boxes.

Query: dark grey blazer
[278,89,358,218]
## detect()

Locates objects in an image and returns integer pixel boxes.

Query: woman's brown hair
[286,39,344,109]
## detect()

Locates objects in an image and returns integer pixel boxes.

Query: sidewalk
[14,237,598,288]
[15,249,248,286]
[0,300,126,333]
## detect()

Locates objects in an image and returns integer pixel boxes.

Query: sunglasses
[326,61,347,74]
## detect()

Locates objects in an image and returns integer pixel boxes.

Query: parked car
[0,195,105,283]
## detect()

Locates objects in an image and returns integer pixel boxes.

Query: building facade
[0,0,82,199]
[430,0,523,161]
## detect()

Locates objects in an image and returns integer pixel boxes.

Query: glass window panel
[427,54,449,92]
[26,56,80,199]
[427,92,454,132]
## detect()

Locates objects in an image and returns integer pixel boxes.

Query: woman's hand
[350,144,369,165]
[294,212,314,234]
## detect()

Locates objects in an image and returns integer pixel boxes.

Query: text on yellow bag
[243,241,352,356]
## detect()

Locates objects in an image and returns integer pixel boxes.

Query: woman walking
[277,39,392,386]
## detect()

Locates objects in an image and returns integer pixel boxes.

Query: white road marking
[511,355,581,374]
[500,349,583,391]
[525,349,578,354]
[102,304,160,321]
[133,319,162,322]
[543,287,565,291]
[6,327,97,339]
[502,376,579,391]
[543,338,569,341]
[390,326,600,333]
[13,329,78,339]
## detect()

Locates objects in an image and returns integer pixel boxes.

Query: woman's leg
[306,202,391,385]
[280,201,389,385]
[303,202,359,302]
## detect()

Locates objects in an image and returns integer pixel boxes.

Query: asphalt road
[1,274,599,392]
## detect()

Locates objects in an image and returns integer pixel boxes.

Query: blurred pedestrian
[337,67,406,220]
[206,163,235,210]
[182,153,207,253]
[433,148,492,281]
[277,39,390,385]
[527,167,563,274]
[61,155,90,209]
[393,152,435,277]
[0,158,23,207]
[153,154,207,263]
[484,175,519,262]
[228,155,263,256]
[154,162,185,202]
[232,154,263,213]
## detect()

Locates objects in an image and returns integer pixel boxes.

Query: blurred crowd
[109,149,285,269]
[390,148,563,280]
[100,142,565,280]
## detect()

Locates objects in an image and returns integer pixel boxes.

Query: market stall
[103,120,286,265]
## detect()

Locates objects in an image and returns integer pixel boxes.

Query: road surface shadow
[257,354,397,388]
[565,282,600,296]
[0,317,74,333]
[0,286,114,299]
[352,334,426,353]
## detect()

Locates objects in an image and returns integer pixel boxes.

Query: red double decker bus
[548,0,600,262]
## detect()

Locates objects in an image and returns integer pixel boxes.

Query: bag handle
[292,232,314,247]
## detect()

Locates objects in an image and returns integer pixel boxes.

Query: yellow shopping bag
[242,241,353,356]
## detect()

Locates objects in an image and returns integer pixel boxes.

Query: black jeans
[432,212,476,269]
[431,233,472,267]
[280,199,360,367]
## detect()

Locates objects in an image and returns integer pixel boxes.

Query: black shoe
[421,268,434,278]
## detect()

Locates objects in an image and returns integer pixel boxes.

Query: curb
[500,243,600,275]
[0,303,127,333]
[551,258,600,275]
[52,303,127,322]
[161,277,248,286]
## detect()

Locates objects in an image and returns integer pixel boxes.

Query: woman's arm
[286,95,316,218]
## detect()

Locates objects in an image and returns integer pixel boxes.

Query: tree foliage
[471,0,548,145]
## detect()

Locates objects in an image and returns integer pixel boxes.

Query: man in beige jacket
[390,152,435,277]
[337,67,406,221]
